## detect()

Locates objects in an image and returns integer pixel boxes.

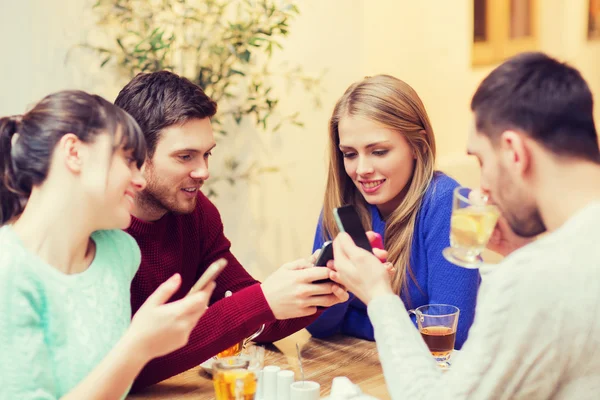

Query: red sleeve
[132,194,319,389]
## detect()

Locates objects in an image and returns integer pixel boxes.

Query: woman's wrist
[120,328,154,368]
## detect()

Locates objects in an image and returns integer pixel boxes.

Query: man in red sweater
[114,71,349,388]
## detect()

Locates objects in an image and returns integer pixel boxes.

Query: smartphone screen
[334,205,373,252]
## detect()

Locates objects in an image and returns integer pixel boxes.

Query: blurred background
[1,0,599,278]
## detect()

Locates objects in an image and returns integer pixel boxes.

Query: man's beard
[137,165,198,217]
[504,205,546,238]
[496,165,546,238]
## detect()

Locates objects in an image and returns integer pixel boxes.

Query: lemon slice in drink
[451,213,479,234]
[451,211,481,248]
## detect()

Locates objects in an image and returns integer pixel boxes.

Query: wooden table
[128,330,390,399]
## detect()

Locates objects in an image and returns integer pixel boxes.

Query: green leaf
[100,55,112,67]
[228,69,245,76]
[116,38,127,52]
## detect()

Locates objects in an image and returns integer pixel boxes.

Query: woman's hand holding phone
[126,259,226,362]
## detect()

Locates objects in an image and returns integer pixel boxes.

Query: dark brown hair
[471,52,599,163]
[0,90,146,225]
[114,71,217,157]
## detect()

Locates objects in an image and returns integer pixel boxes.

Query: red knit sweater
[126,192,319,389]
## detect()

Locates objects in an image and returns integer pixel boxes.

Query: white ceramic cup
[261,365,281,400]
[276,370,295,400]
[290,380,320,400]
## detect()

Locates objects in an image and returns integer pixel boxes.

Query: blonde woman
[307,75,479,348]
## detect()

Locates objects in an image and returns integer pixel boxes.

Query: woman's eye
[373,150,388,156]
[179,154,192,161]
[342,152,356,159]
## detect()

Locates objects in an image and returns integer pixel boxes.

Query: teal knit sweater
[0,226,140,399]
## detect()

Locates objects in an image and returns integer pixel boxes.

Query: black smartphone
[315,241,334,266]
[313,241,334,284]
[333,205,373,252]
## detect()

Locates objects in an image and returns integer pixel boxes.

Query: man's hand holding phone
[260,258,349,319]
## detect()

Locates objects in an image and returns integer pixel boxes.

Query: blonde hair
[322,75,437,296]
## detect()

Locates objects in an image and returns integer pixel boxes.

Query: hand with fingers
[126,272,215,362]
[365,231,394,276]
[260,258,350,319]
[328,232,394,306]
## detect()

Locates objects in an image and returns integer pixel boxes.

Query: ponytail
[0,116,25,225]
[0,90,147,226]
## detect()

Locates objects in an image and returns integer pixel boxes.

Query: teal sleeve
[0,261,57,399]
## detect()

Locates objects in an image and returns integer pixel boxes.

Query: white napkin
[321,377,380,400]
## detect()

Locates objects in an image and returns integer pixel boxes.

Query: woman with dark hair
[0,91,215,399]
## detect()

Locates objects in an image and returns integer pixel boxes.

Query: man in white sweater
[327,52,600,399]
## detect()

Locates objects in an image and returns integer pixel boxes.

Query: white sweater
[367,202,600,399]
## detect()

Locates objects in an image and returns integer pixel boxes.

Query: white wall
[1,0,599,277]
[0,0,110,114]
[215,0,365,279]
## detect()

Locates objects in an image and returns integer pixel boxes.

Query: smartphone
[186,258,227,297]
[314,241,334,266]
[333,205,373,252]
[313,241,334,284]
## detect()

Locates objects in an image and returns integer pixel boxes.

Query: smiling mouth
[360,179,386,189]
[123,191,135,208]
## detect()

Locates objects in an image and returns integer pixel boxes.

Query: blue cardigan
[307,173,480,349]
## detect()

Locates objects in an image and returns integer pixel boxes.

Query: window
[590,0,600,40]
[472,0,538,66]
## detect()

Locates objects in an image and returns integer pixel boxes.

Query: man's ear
[499,130,531,178]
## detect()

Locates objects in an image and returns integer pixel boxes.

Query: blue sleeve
[306,212,354,338]
[422,181,480,349]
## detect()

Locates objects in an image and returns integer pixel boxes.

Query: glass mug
[410,304,459,368]
[215,324,265,359]
[442,186,500,268]
[213,355,258,400]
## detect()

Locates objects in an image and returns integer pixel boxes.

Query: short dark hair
[471,52,599,163]
[114,71,217,157]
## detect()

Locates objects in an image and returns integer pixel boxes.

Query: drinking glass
[442,186,500,268]
[213,355,259,400]
[215,324,265,359]
[410,304,459,368]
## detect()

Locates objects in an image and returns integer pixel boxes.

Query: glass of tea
[213,355,258,400]
[411,304,459,368]
[215,324,265,359]
[442,186,500,268]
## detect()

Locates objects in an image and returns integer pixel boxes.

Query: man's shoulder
[192,190,224,228]
[492,209,600,296]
